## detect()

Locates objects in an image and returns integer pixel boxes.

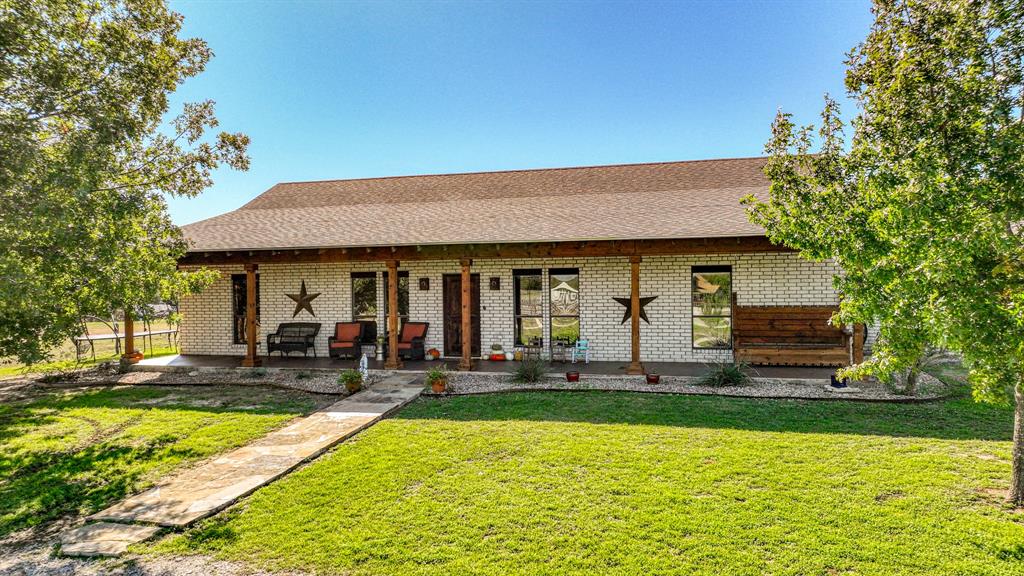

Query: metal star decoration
[612,295,658,324]
[286,280,321,317]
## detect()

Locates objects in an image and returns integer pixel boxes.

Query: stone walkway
[60,374,423,557]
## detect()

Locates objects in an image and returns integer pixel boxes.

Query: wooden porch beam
[459,258,473,371]
[626,255,644,375]
[179,236,792,267]
[852,323,865,365]
[241,263,261,367]
[385,260,402,370]
[121,310,139,364]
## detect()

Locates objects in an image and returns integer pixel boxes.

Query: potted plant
[338,369,363,394]
[489,343,506,361]
[426,365,449,394]
[645,372,661,384]
[566,370,580,382]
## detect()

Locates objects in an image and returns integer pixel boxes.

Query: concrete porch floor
[139,353,838,380]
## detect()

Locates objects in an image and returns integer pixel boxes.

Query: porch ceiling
[179,236,792,266]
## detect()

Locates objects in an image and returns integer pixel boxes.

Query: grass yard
[0,384,330,538]
[150,389,1024,576]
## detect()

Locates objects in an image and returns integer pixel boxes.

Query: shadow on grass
[0,441,202,537]
[396,389,1012,442]
[0,384,317,539]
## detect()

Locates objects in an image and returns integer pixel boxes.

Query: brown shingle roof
[183,157,770,252]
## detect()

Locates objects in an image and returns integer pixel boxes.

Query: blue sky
[166,0,873,225]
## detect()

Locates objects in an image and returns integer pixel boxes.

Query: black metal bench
[267,322,321,358]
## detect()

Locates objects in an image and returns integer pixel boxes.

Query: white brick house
[175,158,859,371]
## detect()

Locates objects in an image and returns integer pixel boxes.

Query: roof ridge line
[269,156,768,187]
[234,183,767,212]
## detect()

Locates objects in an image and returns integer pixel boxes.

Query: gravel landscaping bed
[429,370,949,401]
[3,364,947,402]
[2,364,405,396]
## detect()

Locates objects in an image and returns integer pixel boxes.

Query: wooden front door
[443,274,481,357]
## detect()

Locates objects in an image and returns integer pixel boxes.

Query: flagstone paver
[60,374,421,556]
[60,523,161,557]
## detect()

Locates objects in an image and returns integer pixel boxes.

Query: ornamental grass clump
[697,362,751,387]
[514,359,548,383]
[243,367,268,379]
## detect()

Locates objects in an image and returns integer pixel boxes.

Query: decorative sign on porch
[613,295,658,324]
[286,280,321,317]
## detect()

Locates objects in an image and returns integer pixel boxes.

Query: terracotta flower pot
[645,373,661,384]
[566,371,580,382]
[345,380,362,394]
[431,378,447,394]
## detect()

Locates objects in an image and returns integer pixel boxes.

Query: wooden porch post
[241,263,261,367]
[459,258,473,371]
[852,323,865,364]
[385,260,402,369]
[626,255,644,375]
[121,310,138,364]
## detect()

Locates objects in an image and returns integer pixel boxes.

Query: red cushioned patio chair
[328,321,364,359]
[396,322,429,360]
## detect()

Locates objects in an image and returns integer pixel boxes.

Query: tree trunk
[904,367,918,396]
[1011,379,1024,507]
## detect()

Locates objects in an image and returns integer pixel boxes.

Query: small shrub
[338,369,363,393]
[243,367,268,379]
[295,370,312,380]
[514,359,548,383]
[697,362,751,387]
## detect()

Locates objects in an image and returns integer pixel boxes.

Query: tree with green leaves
[745,0,1024,503]
[0,0,248,364]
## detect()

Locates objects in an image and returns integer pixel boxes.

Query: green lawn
[150,390,1024,575]
[0,384,328,537]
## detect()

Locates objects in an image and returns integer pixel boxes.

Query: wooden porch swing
[731,293,864,367]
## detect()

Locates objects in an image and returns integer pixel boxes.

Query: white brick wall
[179,252,839,363]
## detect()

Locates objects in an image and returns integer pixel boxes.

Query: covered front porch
[138,353,838,380]
[169,237,864,375]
